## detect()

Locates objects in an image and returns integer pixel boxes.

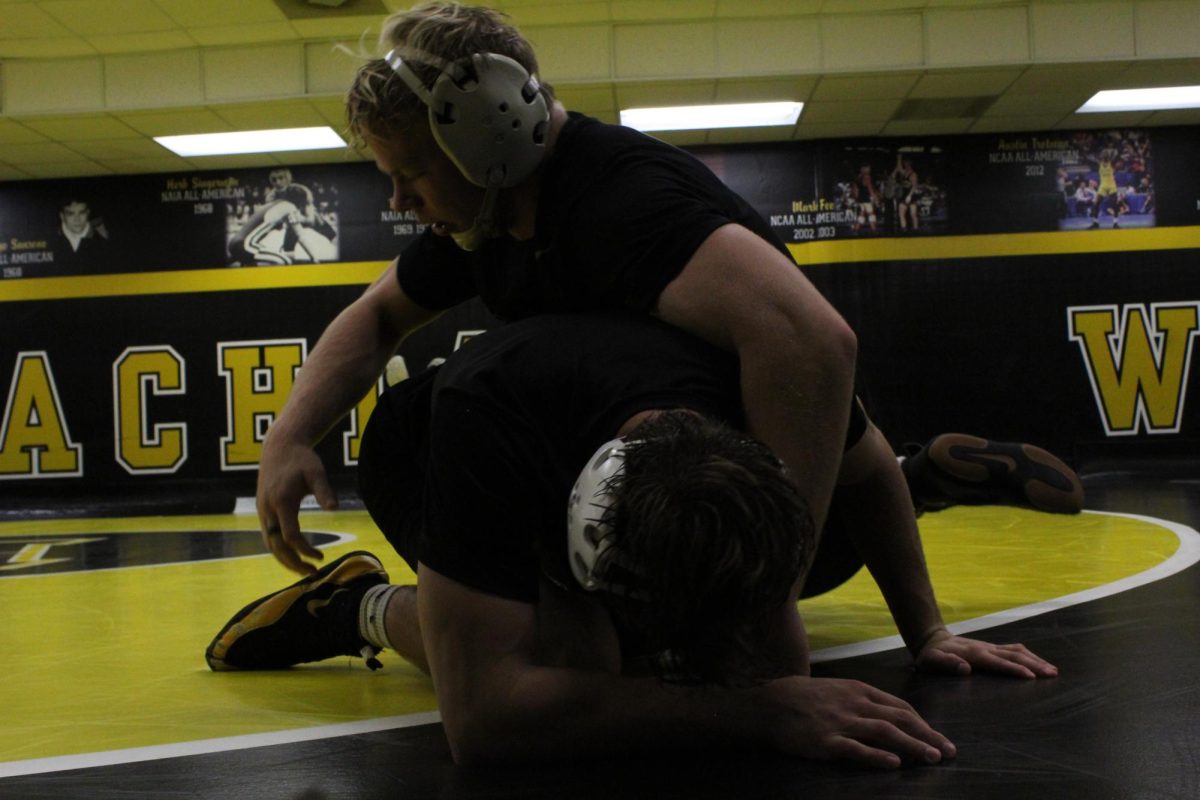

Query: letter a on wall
[0,352,83,479]
[1068,303,1200,436]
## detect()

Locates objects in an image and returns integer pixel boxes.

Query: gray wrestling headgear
[384,47,550,247]
[566,438,632,592]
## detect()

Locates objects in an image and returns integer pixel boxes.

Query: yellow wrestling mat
[0,506,1187,766]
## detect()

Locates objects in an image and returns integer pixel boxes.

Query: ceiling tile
[85,31,197,54]
[610,1,716,22]
[716,0,823,17]
[19,114,141,141]
[984,92,1089,118]
[189,22,300,47]
[614,22,716,79]
[1006,62,1131,95]
[528,24,612,81]
[105,50,204,109]
[1031,2,1135,62]
[1113,59,1200,88]
[910,68,1023,98]
[18,160,111,178]
[113,108,235,136]
[3,58,105,114]
[203,43,305,101]
[0,140,91,164]
[821,13,923,70]
[289,17,383,38]
[1135,0,1200,58]
[926,7,1030,66]
[272,0,388,21]
[63,137,175,159]
[500,2,612,27]
[615,79,717,108]
[810,72,921,101]
[211,98,331,129]
[309,97,352,128]
[822,0,918,12]
[554,84,618,114]
[0,163,34,181]
[154,0,289,26]
[305,42,362,95]
[1145,107,1200,126]
[0,3,73,38]
[0,37,94,57]
[714,77,819,103]
[802,98,902,123]
[39,0,180,36]
[717,18,820,75]
[0,120,49,146]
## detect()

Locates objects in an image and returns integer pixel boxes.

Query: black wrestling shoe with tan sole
[206,550,388,671]
[902,433,1084,515]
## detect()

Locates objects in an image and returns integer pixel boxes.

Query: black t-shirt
[395,113,791,319]
[416,313,868,604]
[421,313,742,602]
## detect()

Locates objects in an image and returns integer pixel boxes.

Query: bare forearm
[834,427,945,653]
[261,260,436,455]
[278,322,389,441]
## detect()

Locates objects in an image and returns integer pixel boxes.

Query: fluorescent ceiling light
[1078,85,1200,113]
[154,126,346,157]
[621,102,803,132]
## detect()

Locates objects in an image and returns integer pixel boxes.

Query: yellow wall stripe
[789,224,1200,266]
[0,261,392,303]
[3,225,1199,303]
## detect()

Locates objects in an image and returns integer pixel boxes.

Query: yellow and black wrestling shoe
[902,433,1084,516]
[206,550,389,671]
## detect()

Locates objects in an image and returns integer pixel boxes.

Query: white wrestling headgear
[566,438,631,592]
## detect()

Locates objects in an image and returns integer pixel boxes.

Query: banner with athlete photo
[0,124,1195,276]
[695,140,951,244]
[0,162,417,279]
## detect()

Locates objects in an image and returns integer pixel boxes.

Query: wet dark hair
[598,411,815,685]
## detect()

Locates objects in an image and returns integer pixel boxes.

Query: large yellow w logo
[1067,303,1200,436]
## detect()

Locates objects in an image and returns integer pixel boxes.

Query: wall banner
[3,123,1200,503]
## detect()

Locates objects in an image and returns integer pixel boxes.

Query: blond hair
[345,2,553,146]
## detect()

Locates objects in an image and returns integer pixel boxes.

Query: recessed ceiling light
[154,126,346,157]
[1078,85,1200,113]
[620,102,803,132]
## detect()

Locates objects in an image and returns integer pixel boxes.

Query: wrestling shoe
[206,550,389,671]
[901,433,1084,515]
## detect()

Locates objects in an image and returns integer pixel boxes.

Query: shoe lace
[360,645,383,671]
